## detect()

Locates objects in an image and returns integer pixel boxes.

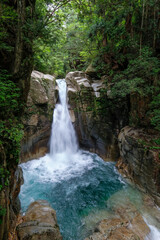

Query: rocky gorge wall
[66,71,129,161]
[117,126,160,205]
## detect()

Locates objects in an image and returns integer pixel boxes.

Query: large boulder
[16,200,62,240]
[117,126,160,206]
[85,64,98,78]
[20,71,58,162]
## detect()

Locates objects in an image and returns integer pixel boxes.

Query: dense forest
[0,0,160,239]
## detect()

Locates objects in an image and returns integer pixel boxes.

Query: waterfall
[50,79,78,157]
[19,79,160,240]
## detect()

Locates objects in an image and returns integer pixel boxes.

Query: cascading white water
[50,79,78,156]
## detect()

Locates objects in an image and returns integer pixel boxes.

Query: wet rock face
[66,71,129,161]
[17,200,62,240]
[20,71,58,162]
[117,126,160,205]
[9,167,24,231]
[0,151,24,240]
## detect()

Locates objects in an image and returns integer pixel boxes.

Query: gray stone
[85,64,97,77]
[29,78,48,105]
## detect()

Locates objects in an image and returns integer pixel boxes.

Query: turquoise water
[19,151,125,240]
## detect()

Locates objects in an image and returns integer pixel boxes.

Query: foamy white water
[145,218,160,240]
[50,79,78,156]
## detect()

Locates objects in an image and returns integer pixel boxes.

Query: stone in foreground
[85,200,150,240]
[85,218,140,240]
[16,200,62,240]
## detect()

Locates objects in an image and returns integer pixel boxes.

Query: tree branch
[44,0,71,26]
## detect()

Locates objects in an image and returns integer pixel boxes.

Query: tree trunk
[140,0,145,55]
[153,4,157,49]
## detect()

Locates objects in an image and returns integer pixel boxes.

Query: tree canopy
[31,0,160,131]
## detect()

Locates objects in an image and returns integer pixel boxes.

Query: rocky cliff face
[66,71,129,161]
[117,126,160,205]
[20,71,58,162]
[0,145,24,240]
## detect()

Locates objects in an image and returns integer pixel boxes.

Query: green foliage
[0,3,17,52]
[0,69,24,166]
[0,120,24,164]
[33,4,90,76]
[0,167,10,191]
[0,67,24,163]
[33,0,73,76]
[32,0,160,77]
[0,70,21,116]
[138,138,160,151]
[0,206,6,225]
[150,94,160,131]
[154,138,160,146]
[111,48,160,97]
[32,0,160,132]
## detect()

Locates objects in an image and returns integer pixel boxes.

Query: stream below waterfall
[19,79,160,240]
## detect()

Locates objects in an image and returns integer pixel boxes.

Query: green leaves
[0,3,17,51]
[111,48,160,98]
[0,119,24,165]
[0,167,10,191]
[150,94,160,131]
[0,70,21,116]
[0,206,6,225]
[0,69,24,165]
